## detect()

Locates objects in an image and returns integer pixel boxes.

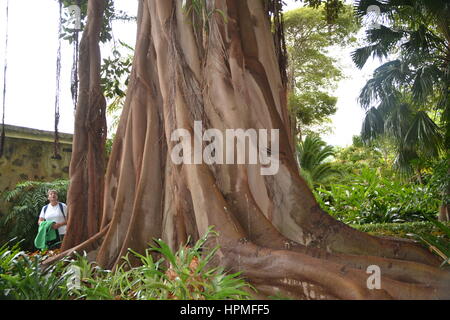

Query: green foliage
[408,215,450,267]
[321,138,447,226]
[101,41,133,101]
[67,227,253,300]
[426,158,450,206]
[285,4,359,47]
[296,135,340,187]
[0,228,253,300]
[360,94,444,175]
[315,168,441,224]
[1,180,69,251]
[353,0,449,168]
[288,91,336,135]
[59,0,135,44]
[182,0,228,34]
[301,0,346,24]
[101,41,134,132]
[0,241,22,300]
[0,246,71,300]
[332,136,396,181]
[285,4,359,137]
[352,221,443,239]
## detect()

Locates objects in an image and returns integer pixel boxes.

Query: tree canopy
[285,4,359,140]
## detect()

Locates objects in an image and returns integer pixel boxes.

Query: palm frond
[393,144,418,175]
[296,135,339,186]
[311,163,341,184]
[352,25,406,69]
[358,60,408,109]
[404,111,443,157]
[355,0,449,173]
[411,65,442,103]
[352,43,389,69]
[354,0,393,18]
[361,107,385,143]
[384,102,413,142]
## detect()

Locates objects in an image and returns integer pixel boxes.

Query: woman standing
[37,189,68,246]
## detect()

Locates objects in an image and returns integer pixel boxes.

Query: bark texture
[56,0,450,299]
[63,0,107,248]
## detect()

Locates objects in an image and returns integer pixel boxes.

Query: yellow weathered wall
[0,125,72,214]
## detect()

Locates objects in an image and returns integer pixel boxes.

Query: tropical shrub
[1,180,69,250]
[0,241,23,300]
[0,228,253,300]
[330,136,396,184]
[426,158,450,220]
[315,168,441,224]
[408,216,450,268]
[68,227,252,300]
[0,242,70,300]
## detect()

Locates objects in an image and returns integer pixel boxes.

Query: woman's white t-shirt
[39,203,68,235]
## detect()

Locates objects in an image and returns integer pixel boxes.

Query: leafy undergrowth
[352,221,444,239]
[3,222,448,300]
[0,228,254,300]
[315,168,441,225]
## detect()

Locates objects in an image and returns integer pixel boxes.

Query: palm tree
[354,0,449,219]
[353,0,448,171]
[296,135,340,187]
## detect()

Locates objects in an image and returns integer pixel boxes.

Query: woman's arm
[52,221,67,229]
[38,217,45,225]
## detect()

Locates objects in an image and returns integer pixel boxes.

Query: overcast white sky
[0,0,379,147]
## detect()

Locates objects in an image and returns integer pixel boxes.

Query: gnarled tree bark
[56,0,450,299]
[63,0,107,248]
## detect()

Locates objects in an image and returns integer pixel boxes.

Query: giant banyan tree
[54,0,450,299]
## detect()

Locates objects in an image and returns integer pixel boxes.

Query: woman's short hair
[47,189,58,196]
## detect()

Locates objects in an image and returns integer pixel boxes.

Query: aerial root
[42,223,110,267]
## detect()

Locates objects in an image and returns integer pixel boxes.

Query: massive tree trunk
[57,0,450,299]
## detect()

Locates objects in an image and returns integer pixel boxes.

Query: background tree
[48,0,450,299]
[101,41,134,133]
[284,4,359,142]
[59,0,136,245]
[63,0,108,247]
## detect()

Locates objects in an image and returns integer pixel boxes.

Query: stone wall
[0,125,72,214]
